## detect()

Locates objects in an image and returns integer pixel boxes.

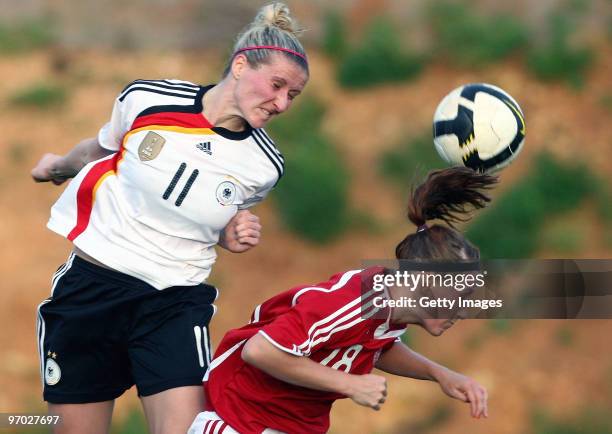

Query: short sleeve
[97,95,131,151]
[237,182,274,210]
[259,290,362,357]
[98,81,157,151]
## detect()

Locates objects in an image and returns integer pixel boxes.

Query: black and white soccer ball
[433,83,526,173]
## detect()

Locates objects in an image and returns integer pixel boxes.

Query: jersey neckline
[198,84,254,141]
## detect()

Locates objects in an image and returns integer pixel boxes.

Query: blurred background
[0,0,611,433]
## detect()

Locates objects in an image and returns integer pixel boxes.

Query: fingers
[222,211,262,250]
[31,153,65,184]
[479,386,488,418]
[232,212,261,241]
[471,384,487,419]
[31,167,50,183]
[349,374,387,412]
[440,372,489,420]
[236,236,259,247]
[235,223,262,246]
[371,377,387,411]
[234,210,260,224]
[235,222,262,237]
[464,383,488,419]
[371,399,383,411]
[465,387,478,418]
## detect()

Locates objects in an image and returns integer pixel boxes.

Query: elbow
[241,335,265,366]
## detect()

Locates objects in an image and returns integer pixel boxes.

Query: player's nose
[274,93,290,113]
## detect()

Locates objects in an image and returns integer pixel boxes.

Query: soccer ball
[432,83,525,173]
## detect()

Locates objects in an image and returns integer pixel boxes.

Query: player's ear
[231,54,248,80]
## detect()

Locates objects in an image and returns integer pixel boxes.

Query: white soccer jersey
[47,79,284,289]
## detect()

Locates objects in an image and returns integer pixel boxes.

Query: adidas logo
[196,141,212,155]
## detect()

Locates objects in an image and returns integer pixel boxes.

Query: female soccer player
[30,3,307,434]
[190,167,495,434]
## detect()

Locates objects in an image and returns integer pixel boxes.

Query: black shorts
[36,253,217,404]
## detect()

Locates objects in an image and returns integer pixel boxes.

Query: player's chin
[431,327,445,337]
[422,324,445,336]
[248,112,272,129]
[249,119,265,129]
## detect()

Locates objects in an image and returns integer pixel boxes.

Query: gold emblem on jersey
[138,132,166,161]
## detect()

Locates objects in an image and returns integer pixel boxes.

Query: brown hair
[395,167,498,261]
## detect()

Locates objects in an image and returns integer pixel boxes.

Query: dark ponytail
[397,167,498,261]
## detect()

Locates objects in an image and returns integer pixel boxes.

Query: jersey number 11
[163,162,199,207]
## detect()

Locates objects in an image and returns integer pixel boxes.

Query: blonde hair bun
[253,2,299,35]
[223,2,308,76]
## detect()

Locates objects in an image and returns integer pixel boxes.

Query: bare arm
[31,137,115,184]
[242,332,388,410]
[375,340,445,380]
[376,342,488,418]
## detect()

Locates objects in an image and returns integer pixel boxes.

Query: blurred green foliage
[488,319,512,334]
[8,142,27,164]
[400,328,413,348]
[531,408,612,434]
[541,222,586,254]
[466,153,596,258]
[597,186,612,248]
[274,135,349,243]
[267,97,324,144]
[599,93,612,112]
[11,83,67,108]
[269,99,350,243]
[337,17,424,89]
[0,19,56,53]
[527,12,593,87]
[392,404,452,434]
[464,329,487,350]
[378,133,444,191]
[427,2,528,67]
[321,10,347,59]
[596,186,612,224]
[347,208,383,235]
[555,326,574,347]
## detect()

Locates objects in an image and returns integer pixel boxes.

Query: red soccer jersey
[205,268,405,434]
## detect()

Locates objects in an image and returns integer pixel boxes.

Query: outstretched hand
[219,210,262,253]
[436,369,488,419]
[31,153,68,185]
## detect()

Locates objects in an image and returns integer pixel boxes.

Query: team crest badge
[216,181,236,206]
[45,358,61,386]
[138,131,166,161]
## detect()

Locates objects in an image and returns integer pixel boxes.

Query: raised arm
[375,342,488,418]
[31,137,115,185]
[242,332,388,410]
